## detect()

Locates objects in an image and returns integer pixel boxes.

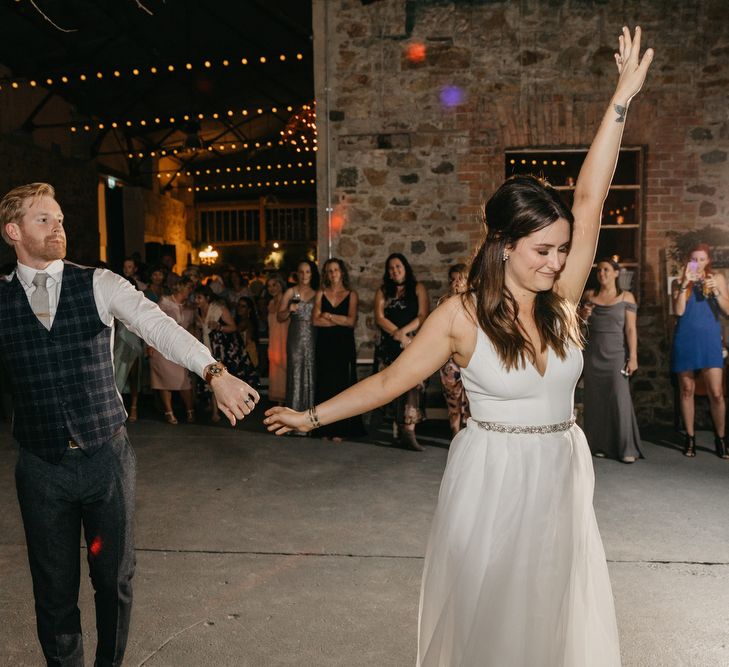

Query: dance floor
[0,413,727,666]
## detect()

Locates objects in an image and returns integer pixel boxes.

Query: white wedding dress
[418,327,621,666]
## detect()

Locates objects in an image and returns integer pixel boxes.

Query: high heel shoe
[715,436,729,459]
[164,411,178,425]
[683,434,696,457]
[400,429,424,452]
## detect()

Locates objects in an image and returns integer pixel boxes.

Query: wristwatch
[204,361,227,384]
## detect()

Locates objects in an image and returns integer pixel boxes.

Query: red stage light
[89,536,102,557]
[406,43,426,64]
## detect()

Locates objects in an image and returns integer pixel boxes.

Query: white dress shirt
[13,260,215,378]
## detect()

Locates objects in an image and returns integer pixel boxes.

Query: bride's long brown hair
[465,175,583,371]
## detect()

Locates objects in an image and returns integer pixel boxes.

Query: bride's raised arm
[557,26,654,304]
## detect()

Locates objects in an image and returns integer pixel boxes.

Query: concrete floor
[0,413,728,667]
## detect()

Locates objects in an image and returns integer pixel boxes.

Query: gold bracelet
[307,407,321,429]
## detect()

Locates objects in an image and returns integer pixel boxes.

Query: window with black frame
[505,148,643,292]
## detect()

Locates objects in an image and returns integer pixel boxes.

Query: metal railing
[196,199,316,246]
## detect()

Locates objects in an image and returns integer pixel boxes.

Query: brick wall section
[313,0,729,426]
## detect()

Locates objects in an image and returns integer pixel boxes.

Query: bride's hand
[264,406,312,435]
[613,26,654,105]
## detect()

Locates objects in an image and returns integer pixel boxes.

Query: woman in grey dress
[580,258,642,462]
[278,260,320,414]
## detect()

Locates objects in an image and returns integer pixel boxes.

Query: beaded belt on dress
[473,415,576,434]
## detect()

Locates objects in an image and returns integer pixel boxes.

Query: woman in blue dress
[671,244,729,458]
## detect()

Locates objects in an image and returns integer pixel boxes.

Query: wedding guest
[148,278,197,424]
[143,265,166,303]
[313,258,365,441]
[279,260,319,415]
[160,251,180,290]
[122,256,147,291]
[580,258,642,462]
[195,284,259,422]
[266,273,288,404]
[114,265,145,422]
[236,296,260,369]
[671,243,729,457]
[225,270,250,307]
[439,263,470,437]
[374,253,430,450]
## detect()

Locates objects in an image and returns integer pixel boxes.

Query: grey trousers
[15,428,136,667]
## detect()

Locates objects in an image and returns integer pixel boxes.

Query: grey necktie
[31,272,51,330]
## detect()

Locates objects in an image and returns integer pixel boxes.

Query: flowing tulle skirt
[418,420,620,667]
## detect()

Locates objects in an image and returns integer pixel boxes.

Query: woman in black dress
[313,258,365,441]
[375,253,430,450]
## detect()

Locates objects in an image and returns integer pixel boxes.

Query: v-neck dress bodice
[460,326,583,425]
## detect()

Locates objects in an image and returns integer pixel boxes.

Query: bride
[265,27,653,666]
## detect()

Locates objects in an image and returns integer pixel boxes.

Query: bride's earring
[502,251,510,262]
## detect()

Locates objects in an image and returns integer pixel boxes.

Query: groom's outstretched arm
[96,268,259,425]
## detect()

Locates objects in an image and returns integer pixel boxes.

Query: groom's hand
[210,374,260,426]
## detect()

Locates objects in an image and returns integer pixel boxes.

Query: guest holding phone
[580,258,642,462]
[671,244,729,458]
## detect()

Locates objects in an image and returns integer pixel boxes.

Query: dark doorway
[105,186,125,273]
[145,242,177,267]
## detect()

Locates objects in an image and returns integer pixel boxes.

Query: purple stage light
[440,85,464,108]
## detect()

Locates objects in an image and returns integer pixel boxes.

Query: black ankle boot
[683,434,696,458]
[715,436,729,460]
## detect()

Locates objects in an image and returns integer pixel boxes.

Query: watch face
[206,363,224,381]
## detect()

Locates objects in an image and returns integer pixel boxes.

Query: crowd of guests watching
[5,243,724,457]
[109,252,472,450]
[113,244,729,459]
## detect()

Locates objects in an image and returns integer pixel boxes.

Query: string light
[124,138,285,159]
[153,160,314,179]
[0,52,307,92]
[281,102,317,153]
[188,178,316,192]
[69,103,294,133]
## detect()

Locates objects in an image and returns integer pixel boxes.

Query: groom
[0,182,259,666]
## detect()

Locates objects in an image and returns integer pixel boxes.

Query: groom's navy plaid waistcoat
[0,262,126,463]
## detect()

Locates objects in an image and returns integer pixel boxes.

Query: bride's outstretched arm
[557,26,654,304]
[264,298,460,435]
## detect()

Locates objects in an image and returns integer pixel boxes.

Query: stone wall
[125,186,191,274]
[313,0,729,426]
